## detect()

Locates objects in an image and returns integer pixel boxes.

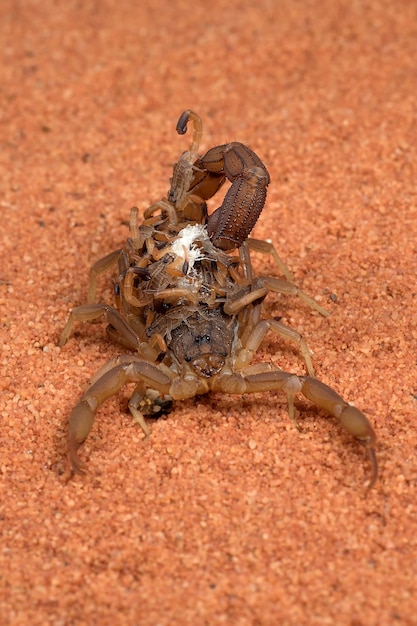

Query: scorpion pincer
[59,110,378,487]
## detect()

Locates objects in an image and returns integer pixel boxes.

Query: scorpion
[59,110,377,487]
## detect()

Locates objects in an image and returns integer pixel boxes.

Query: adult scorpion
[59,110,377,487]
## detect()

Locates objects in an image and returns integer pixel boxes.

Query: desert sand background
[1,1,416,624]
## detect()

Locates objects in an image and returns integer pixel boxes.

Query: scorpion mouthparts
[192,355,225,378]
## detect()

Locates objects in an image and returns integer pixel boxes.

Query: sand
[1,1,416,624]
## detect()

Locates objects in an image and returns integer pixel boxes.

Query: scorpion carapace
[59,110,377,487]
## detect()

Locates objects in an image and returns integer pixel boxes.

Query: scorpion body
[60,111,377,486]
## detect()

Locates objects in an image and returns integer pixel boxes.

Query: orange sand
[1,1,416,624]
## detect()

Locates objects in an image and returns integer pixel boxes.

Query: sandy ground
[1,1,416,624]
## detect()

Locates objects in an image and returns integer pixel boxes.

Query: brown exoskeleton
[59,111,377,487]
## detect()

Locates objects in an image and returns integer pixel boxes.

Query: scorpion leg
[143,199,179,225]
[247,237,293,282]
[68,360,172,473]
[128,206,162,249]
[238,240,328,317]
[87,249,124,304]
[216,369,377,487]
[128,205,141,242]
[223,285,269,316]
[153,288,200,304]
[262,276,329,317]
[234,318,315,376]
[59,304,140,349]
[224,282,315,374]
[119,267,154,309]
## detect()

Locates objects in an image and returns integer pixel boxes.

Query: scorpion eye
[195,334,211,345]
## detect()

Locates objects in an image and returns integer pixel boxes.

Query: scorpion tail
[175,110,203,154]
